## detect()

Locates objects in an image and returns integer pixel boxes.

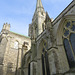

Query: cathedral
[0,0,75,75]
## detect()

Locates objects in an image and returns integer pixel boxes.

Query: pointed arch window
[42,43,50,75]
[63,20,75,68]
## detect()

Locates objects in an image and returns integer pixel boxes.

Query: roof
[52,0,74,26]
[10,31,30,39]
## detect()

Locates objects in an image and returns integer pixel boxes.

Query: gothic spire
[30,0,46,37]
[36,0,43,8]
[45,12,51,23]
[32,0,45,21]
[36,0,44,12]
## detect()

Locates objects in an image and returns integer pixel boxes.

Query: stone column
[30,61,37,75]
[36,58,43,75]
[48,49,56,75]
[24,67,28,75]
[16,44,22,75]
[3,36,11,75]
[30,62,33,75]
[18,44,22,68]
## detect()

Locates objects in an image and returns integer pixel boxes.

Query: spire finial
[36,0,44,9]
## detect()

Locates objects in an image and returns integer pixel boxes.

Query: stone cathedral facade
[0,23,31,75]
[0,0,75,75]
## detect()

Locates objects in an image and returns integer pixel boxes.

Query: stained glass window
[64,39,75,68]
[71,25,75,31]
[66,22,71,27]
[64,30,69,36]
[63,20,75,68]
[72,21,75,23]
[70,34,75,54]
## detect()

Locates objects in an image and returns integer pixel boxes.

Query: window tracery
[63,20,75,68]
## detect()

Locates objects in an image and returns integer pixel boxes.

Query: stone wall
[0,30,31,75]
[0,37,8,75]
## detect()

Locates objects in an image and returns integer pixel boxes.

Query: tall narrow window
[64,39,75,68]
[14,41,19,49]
[42,54,45,75]
[63,21,75,68]
[45,51,50,75]
[42,47,50,75]
[28,63,30,75]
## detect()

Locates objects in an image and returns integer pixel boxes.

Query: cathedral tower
[29,0,46,39]
[2,23,10,31]
[28,1,46,75]
[28,0,46,61]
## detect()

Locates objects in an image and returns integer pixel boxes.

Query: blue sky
[0,0,73,36]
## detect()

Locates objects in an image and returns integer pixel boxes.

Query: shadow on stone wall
[0,65,3,75]
[6,62,15,75]
[16,68,23,75]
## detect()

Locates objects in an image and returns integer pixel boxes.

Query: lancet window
[42,42,50,75]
